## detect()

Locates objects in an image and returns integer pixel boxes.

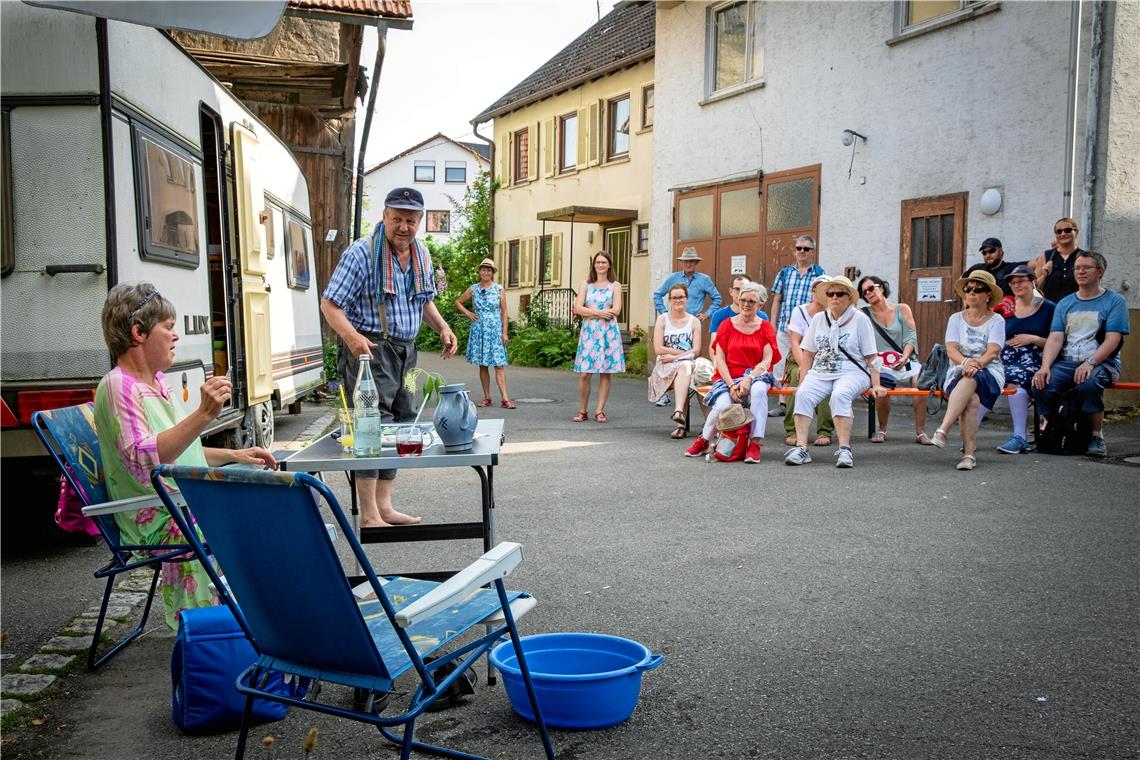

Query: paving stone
[1,673,56,697]
[19,654,75,673]
[1,699,23,716]
[0,653,14,661]
[40,636,92,654]
[62,617,114,635]
[107,592,147,607]
[79,605,133,620]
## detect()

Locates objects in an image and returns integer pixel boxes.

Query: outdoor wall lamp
[840,129,867,147]
[980,187,1003,215]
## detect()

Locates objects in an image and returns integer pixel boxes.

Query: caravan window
[134,127,202,267]
[285,215,311,290]
[264,201,283,259]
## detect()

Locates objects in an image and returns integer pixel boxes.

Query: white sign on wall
[916,277,942,302]
[730,255,747,275]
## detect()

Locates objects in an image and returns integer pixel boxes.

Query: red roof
[287,0,412,19]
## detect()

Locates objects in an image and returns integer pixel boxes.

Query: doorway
[759,164,821,288]
[199,106,235,412]
[605,225,631,329]
[897,192,967,353]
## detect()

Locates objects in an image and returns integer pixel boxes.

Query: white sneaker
[784,446,811,465]
[655,394,671,407]
[835,447,854,468]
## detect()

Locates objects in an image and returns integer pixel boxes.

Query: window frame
[888,1,1000,45]
[444,162,466,183]
[558,112,578,173]
[513,128,530,183]
[636,223,649,255]
[1,110,13,278]
[507,239,521,287]
[283,213,312,290]
[414,161,436,183]
[704,0,764,101]
[131,123,203,269]
[426,210,451,234]
[641,85,654,130]
[539,234,554,286]
[607,94,631,161]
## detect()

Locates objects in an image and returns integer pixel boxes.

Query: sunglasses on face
[669,295,687,300]
[962,286,989,294]
[860,285,878,295]
[825,291,848,298]
[1055,227,1076,234]
[795,246,814,252]
[1073,265,1100,272]
[980,247,997,255]
[738,299,760,306]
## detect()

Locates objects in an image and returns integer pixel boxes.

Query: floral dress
[1001,299,1056,388]
[94,367,217,630]
[465,283,508,367]
[574,282,626,374]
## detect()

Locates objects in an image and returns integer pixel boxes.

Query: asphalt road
[3,354,1138,759]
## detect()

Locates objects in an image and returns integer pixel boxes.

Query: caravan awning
[25,1,289,40]
[536,206,638,224]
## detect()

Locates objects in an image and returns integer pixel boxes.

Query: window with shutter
[587,102,600,166]
[520,238,535,287]
[527,121,539,182]
[493,241,506,285]
[498,134,510,187]
[576,108,589,167]
[542,119,555,177]
[550,233,563,286]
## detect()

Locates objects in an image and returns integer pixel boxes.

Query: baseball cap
[979,237,1002,250]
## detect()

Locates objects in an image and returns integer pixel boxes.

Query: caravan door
[230,123,273,406]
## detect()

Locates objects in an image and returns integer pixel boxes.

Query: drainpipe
[1062,0,1082,218]
[471,119,495,245]
[1080,0,1105,247]
[96,18,117,286]
[353,21,387,240]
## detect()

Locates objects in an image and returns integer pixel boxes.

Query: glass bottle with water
[352,355,382,456]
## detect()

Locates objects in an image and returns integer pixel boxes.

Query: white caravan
[0,3,324,478]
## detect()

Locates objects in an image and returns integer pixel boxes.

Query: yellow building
[471,2,655,336]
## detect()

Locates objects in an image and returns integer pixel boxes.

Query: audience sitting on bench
[782,275,834,447]
[993,264,1056,454]
[649,283,701,439]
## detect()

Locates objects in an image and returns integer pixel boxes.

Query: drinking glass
[396,425,429,457]
[337,409,354,453]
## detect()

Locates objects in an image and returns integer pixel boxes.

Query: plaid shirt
[322,227,436,340]
[771,263,825,332]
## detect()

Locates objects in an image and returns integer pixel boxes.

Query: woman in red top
[685,282,780,463]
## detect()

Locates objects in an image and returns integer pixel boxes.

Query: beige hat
[810,274,833,297]
[820,275,858,302]
[716,403,754,432]
[954,270,1003,308]
[676,247,703,262]
[477,257,497,272]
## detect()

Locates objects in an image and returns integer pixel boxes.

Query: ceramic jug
[433,383,476,452]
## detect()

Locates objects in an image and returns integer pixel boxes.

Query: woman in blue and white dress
[456,258,515,409]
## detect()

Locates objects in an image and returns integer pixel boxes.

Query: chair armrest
[394,542,523,628]
[81,491,186,517]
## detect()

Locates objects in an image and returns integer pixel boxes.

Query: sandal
[501,399,518,409]
[870,431,887,444]
[813,435,832,447]
[594,411,608,423]
[476,398,492,408]
[914,432,934,446]
[671,409,686,424]
[571,410,588,422]
[670,425,686,439]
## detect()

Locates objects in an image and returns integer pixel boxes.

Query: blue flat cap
[385,187,424,211]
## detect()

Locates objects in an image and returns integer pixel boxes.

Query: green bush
[507,325,579,369]
[625,342,649,376]
[322,337,339,382]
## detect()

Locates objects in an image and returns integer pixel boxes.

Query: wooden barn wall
[250,102,355,298]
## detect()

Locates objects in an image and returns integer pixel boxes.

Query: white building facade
[362,133,490,242]
[652,0,1138,376]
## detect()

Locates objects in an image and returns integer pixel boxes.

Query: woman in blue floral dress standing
[456,258,515,408]
[572,251,625,422]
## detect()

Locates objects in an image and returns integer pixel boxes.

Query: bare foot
[378,509,421,526]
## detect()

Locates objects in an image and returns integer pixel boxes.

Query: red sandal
[501,399,518,409]
[476,397,492,408]
[571,410,588,422]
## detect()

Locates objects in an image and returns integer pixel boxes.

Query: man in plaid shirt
[768,235,826,414]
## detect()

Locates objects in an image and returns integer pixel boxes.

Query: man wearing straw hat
[321,187,457,527]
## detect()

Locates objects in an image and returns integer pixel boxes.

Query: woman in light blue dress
[456,258,515,408]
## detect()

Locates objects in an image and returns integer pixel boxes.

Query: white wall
[362,136,489,242]
[651,1,1134,300]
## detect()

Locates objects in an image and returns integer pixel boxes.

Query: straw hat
[954,270,1003,308]
[822,275,859,302]
[810,274,833,297]
[676,247,703,262]
[477,257,497,272]
[716,403,754,432]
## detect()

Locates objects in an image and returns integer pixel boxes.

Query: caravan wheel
[252,400,274,449]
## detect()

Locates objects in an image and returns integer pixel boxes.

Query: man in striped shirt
[768,235,826,415]
[321,187,457,527]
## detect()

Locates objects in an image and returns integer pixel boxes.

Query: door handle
[942,299,957,303]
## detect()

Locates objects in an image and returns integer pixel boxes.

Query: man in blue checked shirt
[320,187,457,528]
[768,235,826,414]
[652,247,723,320]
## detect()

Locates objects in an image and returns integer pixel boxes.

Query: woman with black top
[1033,217,1082,302]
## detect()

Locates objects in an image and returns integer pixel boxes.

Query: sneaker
[1086,437,1107,458]
[685,436,710,458]
[835,447,854,468]
[930,429,947,448]
[744,441,762,463]
[956,454,977,470]
[768,404,786,418]
[784,446,811,465]
[996,435,1029,455]
[655,393,671,407]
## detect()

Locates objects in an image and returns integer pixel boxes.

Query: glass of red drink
[396,425,428,456]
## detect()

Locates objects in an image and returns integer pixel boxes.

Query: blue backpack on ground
[172,605,296,733]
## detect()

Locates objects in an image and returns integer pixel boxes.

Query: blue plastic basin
[490,633,664,730]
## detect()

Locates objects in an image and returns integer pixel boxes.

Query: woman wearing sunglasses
[930,271,1006,470]
[785,276,886,469]
[1033,217,1083,303]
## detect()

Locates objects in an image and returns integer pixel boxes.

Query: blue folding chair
[32,403,196,670]
[151,464,557,760]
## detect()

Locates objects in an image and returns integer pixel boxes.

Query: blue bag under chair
[172,605,291,733]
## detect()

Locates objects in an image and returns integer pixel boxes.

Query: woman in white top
[930,270,1006,470]
[782,275,835,447]
[785,276,887,469]
[649,283,701,439]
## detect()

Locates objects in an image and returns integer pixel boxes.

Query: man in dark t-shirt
[964,238,1025,297]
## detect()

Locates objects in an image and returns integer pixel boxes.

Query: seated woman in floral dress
[994,264,1055,454]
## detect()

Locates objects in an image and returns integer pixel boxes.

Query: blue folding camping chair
[151,464,556,760]
[32,403,196,670]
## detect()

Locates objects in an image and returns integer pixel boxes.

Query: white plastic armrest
[81,491,186,517]
[394,542,523,628]
[480,594,537,625]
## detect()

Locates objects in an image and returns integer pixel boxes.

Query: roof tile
[287,0,413,20]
